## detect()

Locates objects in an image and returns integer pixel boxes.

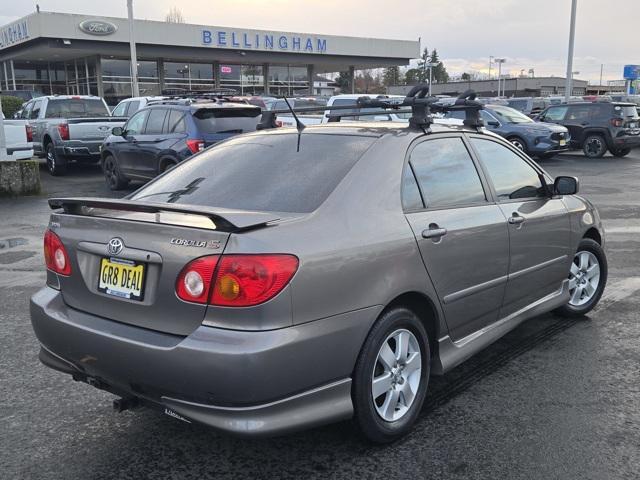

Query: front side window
[543,106,568,122]
[409,137,486,208]
[566,105,592,122]
[111,102,128,117]
[125,110,149,135]
[21,102,33,119]
[471,138,546,201]
[125,100,140,116]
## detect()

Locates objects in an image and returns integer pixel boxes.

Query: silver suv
[30,90,607,443]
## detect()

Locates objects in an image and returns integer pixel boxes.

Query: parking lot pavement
[1,152,640,479]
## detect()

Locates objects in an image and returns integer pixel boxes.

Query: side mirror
[487,120,500,127]
[112,126,124,136]
[554,176,579,195]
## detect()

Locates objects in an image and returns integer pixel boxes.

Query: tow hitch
[113,396,140,413]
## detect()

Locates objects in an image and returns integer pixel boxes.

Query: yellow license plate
[98,257,146,301]
[559,139,567,146]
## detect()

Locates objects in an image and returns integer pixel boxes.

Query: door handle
[580,122,589,126]
[508,214,525,225]
[422,225,448,239]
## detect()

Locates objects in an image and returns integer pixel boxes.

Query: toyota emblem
[107,237,124,256]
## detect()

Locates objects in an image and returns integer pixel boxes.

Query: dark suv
[100,101,261,190]
[536,102,640,158]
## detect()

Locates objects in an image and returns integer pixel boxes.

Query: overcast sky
[2,0,637,83]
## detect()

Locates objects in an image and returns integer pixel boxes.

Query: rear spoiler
[48,197,280,232]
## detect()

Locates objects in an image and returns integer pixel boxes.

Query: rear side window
[167,109,186,133]
[30,100,42,119]
[131,133,376,213]
[45,99,109,118]
[409,137,486,208]
[471,138,545,200]
[144,108,167,134]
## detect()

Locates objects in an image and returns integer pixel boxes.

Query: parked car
[100,101,261,190]
[18,95,127,175]
[506,97,548,117]
[536,101,640,157]
[110,96,168,118]
[31,91,607,443]
[440,104,569,159]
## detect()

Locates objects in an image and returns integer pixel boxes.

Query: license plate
[559,139,566,146]
[98,257,146,301]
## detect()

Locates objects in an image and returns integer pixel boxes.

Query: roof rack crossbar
[256,85,486,131]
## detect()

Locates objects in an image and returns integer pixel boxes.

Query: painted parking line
[605,227,640,234]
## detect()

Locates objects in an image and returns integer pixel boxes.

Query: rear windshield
[131,133,376,213]
[613,104,639,119]
[45,99,110,118]
[192,107,261,134]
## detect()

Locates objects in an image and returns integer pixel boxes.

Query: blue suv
[444,104,570,159]
[101,101,261,190]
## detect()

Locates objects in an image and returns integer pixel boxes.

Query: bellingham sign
[202,29,327,53]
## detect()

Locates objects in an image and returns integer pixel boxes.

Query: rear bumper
[611,135,640,149]
[55,141,102,158]
[30,287,378,436]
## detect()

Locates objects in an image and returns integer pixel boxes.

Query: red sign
[221,66,233,74]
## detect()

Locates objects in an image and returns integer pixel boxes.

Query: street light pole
[127,0,140,97]
[494,58,506,97]
[564,0,578,102]
[0,96,8,160]
[488,56,494,80]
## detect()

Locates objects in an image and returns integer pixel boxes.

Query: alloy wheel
[104,158,117,188]
[568,251,601,306]
[585,137,604,156]
[510,139,525,151]
[371,329,422,422]
[47,150,56,173]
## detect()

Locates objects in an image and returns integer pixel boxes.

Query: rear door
[404,134,510,341]
[468,135,571,317]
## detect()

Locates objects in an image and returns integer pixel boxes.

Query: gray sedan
[31,114,606,443]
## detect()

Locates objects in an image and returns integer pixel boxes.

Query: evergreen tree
[383,66,403,86]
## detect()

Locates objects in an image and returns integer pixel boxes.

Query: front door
[403,135,510,341]
[468,136,571,317]
[134,107,168,178]
[117,109,149,175]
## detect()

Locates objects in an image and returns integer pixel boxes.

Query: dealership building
[0,11,418,105]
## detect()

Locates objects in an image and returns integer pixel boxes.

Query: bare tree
[165,6,185,23]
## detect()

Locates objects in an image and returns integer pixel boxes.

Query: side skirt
[433,279,570,374]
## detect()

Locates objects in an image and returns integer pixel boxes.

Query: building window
[268,65,308,96]
[218,64,264,95]
[164,62,214,92]
[101,58,160,105]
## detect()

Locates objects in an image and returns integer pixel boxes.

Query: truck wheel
[611,148,631,157]
[353,307,430,443]
[46,143,67,176]
[555,238,607,318]
[102,155,129,191]
[582,135,607,158]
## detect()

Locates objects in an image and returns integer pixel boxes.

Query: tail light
[176,255,219,304]
[25,124,33,142]
[186,139,205,154]
[44,229,71,276]
[610,118,624,128]
[176,254,299,307]
[57,123,70,141]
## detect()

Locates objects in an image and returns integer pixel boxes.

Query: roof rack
[257,84,485,132]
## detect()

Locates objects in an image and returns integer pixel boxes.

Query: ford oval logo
[79,20,118,36]
[107,237,124,256]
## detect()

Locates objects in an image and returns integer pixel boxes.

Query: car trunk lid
[47,198,279,336]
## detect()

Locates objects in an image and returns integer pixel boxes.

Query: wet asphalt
[1,154,639,479]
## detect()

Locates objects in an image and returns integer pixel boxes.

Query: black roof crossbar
[257,84,486,131]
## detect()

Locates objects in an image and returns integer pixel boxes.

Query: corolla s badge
[107,237,124,256]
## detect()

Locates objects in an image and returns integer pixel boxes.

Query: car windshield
[489,106,533,124]
[45,99,110,118]
[131,132,376,213]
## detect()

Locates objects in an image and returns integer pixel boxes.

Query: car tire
[46,143,67,176]
[582,135,607,158]
[611,148,631,157]
[507,136,528,154]
[102,154,129,191]
[353,307,430,444]
[160,160,177,173]
[555,238,607,318]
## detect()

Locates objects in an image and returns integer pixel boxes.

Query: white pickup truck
[2,118,34,160]
[275,94,410,127]
[18,95,126,175]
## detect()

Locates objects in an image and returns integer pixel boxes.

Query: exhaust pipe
[113,396,140,413]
